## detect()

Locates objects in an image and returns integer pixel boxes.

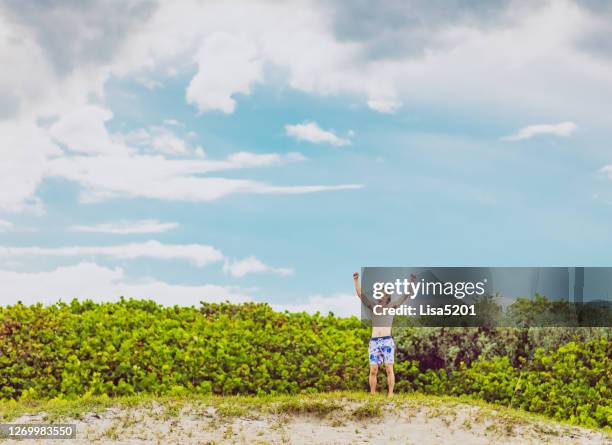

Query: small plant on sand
[352,401,383,420]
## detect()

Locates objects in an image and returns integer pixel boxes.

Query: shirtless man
[353,271,416,396]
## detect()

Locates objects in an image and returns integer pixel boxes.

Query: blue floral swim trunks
[368,336,395,365]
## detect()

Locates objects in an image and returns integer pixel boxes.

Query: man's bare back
[352,271,416,337]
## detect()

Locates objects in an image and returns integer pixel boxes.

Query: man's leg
[385,364,395,397]
[369,365,379,394]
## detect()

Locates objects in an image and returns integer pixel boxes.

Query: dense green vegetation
[0,299,609,428]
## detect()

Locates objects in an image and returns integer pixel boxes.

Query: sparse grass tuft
[273,397,342,418]
[216,402,249,418]
[351,401,383,420]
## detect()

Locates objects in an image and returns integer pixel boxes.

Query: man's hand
[410,273,417,282]
[353,271,366,304]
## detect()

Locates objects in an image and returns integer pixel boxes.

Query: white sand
[8,400,610,445]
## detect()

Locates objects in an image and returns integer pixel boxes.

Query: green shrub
[0,299,609,428]
[0,299,369,399]
[394,326,608,371]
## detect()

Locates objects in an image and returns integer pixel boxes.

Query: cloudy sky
[1,0,612,316]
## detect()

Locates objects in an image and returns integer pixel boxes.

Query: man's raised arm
[353,271,373,310]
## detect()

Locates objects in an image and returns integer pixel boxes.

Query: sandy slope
[7,397,610,445]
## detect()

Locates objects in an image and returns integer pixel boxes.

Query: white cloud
[0,220,13,231]
[0,262,252,306]
[366,98,402,114]
[0,240,223,267]
[500,121,578,141]
[0,13,108,121]
[5,0,612,125]
[113,2,382,115]
[149,126,191,155]
[49,105,131,155]
[135,76,163,90]
[0,106,360,212]
[121,128,151,145]
[122,125,197,156]
[251,183,362,195]
[226,151,305,167]
[285,122,351,146]
[131,0,608,124]
[272,293,359,318]
[10,0,608,215]
[46,106,357,208]
[186,32,263,113]
[0,120,62,212]
[0,8,365,214]
[0,241,298,279]
[44,150,359,204]
[70,220,179,235]
[163,118,183,127]
[223,256,293,278]
[599,165,612,180]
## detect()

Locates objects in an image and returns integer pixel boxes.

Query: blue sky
[1,0,612,315]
